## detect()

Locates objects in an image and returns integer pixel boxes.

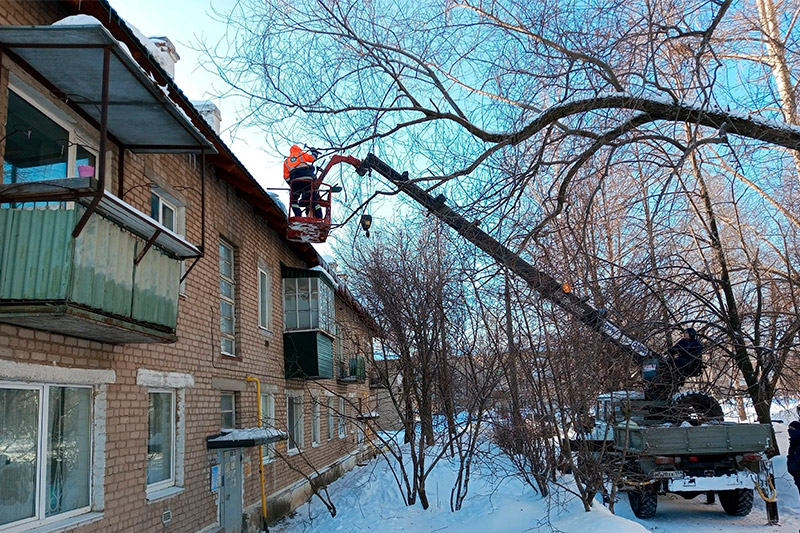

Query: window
[335,323,347,378]
[287,394,303,452]
[150,191,178,232]
[338,397,346,439]
[312,401,320,446]
[282,277,334,334]
[3,89,97,185]
[327,397,335,440]
[151,190,186,293]
[0,384,92,528]
[258,267,273,331]
[219,241,236,355]
[260,393,275,462]
[147,390,175,490]
[221,393,235,429]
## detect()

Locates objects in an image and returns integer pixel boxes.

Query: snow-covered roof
[206,427,287,449]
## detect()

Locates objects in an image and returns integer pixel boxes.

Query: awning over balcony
[0,24,214,153]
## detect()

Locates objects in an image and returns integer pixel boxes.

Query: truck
[586,391,775,518]
[318,152,780,522]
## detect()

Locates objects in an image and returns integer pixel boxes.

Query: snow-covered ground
[275,407,800,533]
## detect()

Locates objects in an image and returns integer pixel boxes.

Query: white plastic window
[260,393,276,462]
[147,390,175,489]
[0,384,92,528]
[219,241,236,355]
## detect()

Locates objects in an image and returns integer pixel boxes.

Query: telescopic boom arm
[324,152,658,361]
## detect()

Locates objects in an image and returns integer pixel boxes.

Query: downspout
[245,376,268,531]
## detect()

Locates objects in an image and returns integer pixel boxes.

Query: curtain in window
[46,387,91,516]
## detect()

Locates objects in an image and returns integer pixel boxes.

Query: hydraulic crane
[319,153,655,362]
[318,152,779,523]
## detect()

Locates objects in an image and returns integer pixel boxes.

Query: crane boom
[325,152,658,360]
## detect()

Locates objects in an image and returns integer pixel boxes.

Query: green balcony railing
[0,205,182,344]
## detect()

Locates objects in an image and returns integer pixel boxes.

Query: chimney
[149,36,180,78]
[191,100,222,135]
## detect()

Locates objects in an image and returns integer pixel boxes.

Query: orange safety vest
[283,145,315,182]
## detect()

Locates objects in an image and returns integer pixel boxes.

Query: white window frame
[286,393,304,453]
[0,382,94,530]
[5,82,95,183]
[311,400,320,447]
[260,392,276,463]
[146,389,176,493]
[219,240,236,356]
[220,392,236,430]
[150,191,179,232]
[150,189,187,294]
[327,397,335,440]
[338,397,346,439]
[282,277,335,334]
[258,266,273,331]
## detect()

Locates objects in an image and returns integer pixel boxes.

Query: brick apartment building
[0,1,377,531]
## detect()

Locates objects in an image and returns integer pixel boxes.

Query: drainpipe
[245,376,268,532]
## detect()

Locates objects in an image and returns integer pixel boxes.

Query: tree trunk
[756,0,800,181]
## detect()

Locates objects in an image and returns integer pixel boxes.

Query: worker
[787,420,800,497]
[667,327,704,379]
[283,145,323,218]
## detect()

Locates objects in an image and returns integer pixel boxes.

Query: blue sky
[110,0,342,254]
[111,0,285,191]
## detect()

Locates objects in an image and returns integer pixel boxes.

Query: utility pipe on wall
[245,376,268,531]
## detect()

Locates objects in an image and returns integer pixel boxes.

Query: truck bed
[614,423,772,455]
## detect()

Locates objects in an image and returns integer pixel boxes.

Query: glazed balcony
[338,356,367,383]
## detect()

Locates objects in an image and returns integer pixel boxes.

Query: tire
[628,488,658,519]
[669,391,724,425]
[718,488,753,516]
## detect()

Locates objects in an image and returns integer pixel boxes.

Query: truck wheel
[669,391,724,425]
[718,488,753,516]
[628,488,658,519]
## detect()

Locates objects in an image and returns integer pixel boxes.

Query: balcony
[338,356,366,383]
[0,191,197,344]
[282,266,336,379]
[0,24,212,344]
[283,330,334,379]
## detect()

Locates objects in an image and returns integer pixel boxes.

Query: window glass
[221,393,235,429]
[258,269,271,330]
[0,385,91,527]
[219,241,236,355]
[3,91,69,184]
[147,391,174,486]
[338,398,346,438]
[0,387,38,525]
[287,396,303,451]
[46,387,91,517]
[312,402,320,446]
[75,146,96,177]
[327,398,335,440]
[260,394,275,461]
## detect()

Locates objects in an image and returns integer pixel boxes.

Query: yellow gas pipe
[245,376,268,529]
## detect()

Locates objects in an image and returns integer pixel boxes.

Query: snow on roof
[52,14,102,26]
[268,192,288,215]
[208,427,287,443]
[310,265,338,287]
[357,411,380,420]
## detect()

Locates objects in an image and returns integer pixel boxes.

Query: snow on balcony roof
[206,427,288,449]
[0,23,214,153]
